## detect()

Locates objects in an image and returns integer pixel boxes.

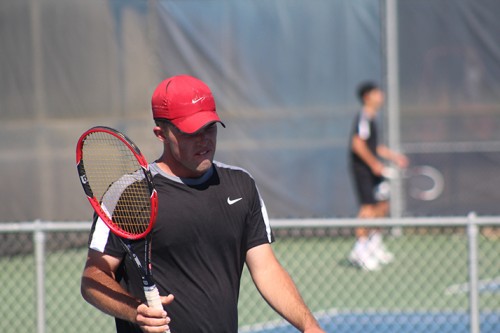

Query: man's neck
[154,159,213,180]
[362,105,378,119]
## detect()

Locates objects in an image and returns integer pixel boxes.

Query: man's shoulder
[214,161,250,174]
[213,161,255,183]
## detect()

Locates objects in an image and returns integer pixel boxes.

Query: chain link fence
[1,216,499,333]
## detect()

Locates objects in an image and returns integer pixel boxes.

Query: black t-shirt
[349,111,379,173]
[88,161,273,333]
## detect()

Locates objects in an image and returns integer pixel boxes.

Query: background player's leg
[367,200,394,264]
[349,205,380,271]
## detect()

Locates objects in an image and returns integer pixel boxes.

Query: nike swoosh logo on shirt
[227,197,243,205]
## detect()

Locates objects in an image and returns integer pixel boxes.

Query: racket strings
[82,131,151,235]
[112,180,151,234]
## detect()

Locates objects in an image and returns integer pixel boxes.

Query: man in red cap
[81,75,325,333]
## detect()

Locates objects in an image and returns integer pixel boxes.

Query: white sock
[353,237,369,253]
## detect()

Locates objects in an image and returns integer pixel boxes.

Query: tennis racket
[382,165,444,201]
[76,126,165,315]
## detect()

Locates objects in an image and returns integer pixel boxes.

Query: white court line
[445,277,500,295]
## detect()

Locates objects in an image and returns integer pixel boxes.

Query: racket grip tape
[144,285,171,333]
[144,285,163,309]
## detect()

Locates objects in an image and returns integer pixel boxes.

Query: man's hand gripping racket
[76,126,170,332]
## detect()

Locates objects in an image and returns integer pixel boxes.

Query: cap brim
[170,111,225,134]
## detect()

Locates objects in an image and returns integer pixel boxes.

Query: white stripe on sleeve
[89,217,111,253]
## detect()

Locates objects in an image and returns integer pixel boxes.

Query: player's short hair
[357,82,379,103]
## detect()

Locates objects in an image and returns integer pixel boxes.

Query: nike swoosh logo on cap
[227,197,243,205]
[192,97,205,104]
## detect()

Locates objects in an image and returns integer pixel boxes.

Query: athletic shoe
[367,232,394,264]
[370,246,395,265]
[348,248,381,271]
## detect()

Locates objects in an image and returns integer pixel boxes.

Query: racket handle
[381,166,398,179]
[144,285,171,333]
[144,285,163,309]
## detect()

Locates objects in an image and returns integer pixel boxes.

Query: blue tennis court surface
[241,311,500,333]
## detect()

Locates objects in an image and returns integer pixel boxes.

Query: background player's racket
[76,126,166,319]
[382,165,444,201]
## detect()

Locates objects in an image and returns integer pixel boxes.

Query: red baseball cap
[151,75,225,134]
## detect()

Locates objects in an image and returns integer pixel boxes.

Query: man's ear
[153,126,167,142]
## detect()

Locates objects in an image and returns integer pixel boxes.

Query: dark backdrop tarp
[1,0,500,221]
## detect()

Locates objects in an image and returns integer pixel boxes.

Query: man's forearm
[252,262,322,332]
[81,266,141,323]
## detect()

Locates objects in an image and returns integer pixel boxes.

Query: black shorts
[351,166,390,205]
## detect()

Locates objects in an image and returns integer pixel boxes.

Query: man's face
[162,122,218,178]
[366,89,385,109]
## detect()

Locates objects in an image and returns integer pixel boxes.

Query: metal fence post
[34,220,46,333]
[467,212,480,333]
[384,0,405,221]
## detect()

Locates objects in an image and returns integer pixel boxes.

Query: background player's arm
[246,244,325,333]
[351,135,385,176]
[377,144,409,169]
